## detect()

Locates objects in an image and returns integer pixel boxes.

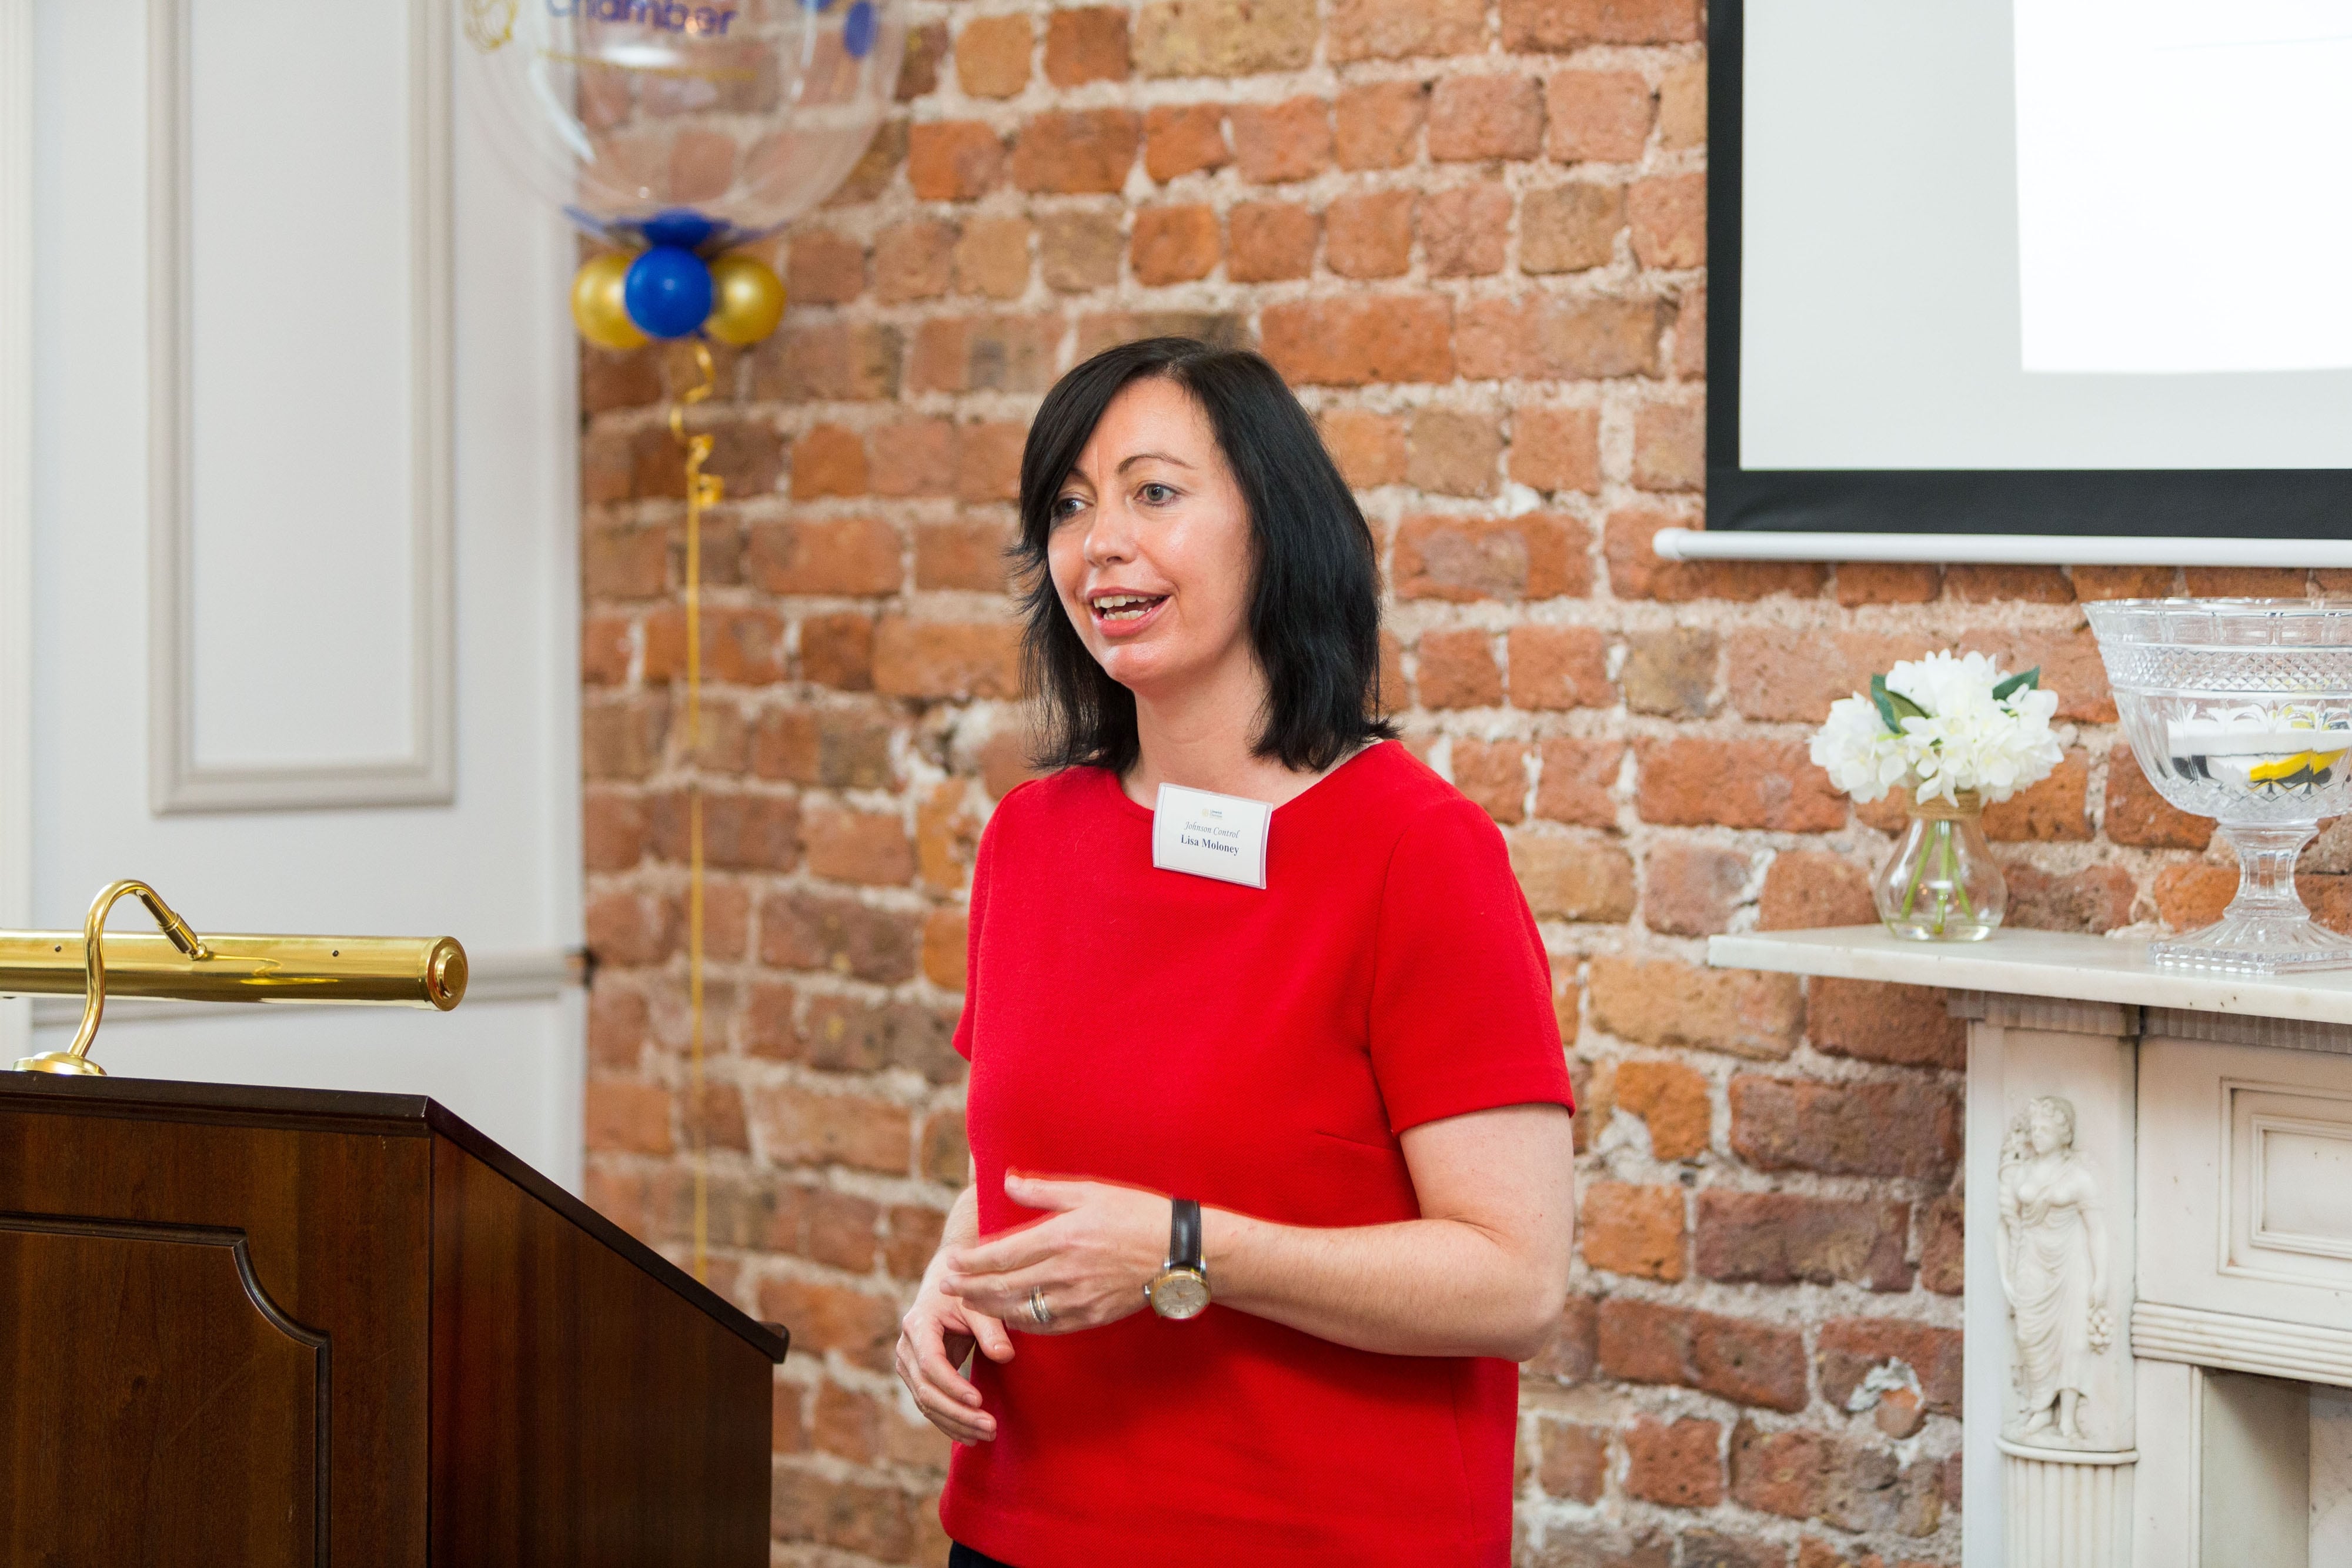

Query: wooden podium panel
[0,1072,786,1566]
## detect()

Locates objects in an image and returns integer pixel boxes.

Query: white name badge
[1151,783,1272,889]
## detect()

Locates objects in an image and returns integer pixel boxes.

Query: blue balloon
[640,208,719,251]
[844,0,877,56]
[623,246,714,340]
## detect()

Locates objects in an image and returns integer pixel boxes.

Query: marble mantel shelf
[1708,925,2352,1029]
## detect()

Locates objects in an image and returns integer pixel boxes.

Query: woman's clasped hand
[938,1172,1170,1333]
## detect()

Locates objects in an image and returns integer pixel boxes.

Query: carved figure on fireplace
[1996,1095,2114,1445]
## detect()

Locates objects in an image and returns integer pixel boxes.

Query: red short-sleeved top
[937,741,1573,1567]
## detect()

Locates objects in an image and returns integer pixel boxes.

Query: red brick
[871,618,1021,700]
[1981,750,2091,841]
[1638,738,1845,832]
[2155,862,2235,932]
[885,1203,950,1282]
[756,321,904,402]
[1228,201,1318,282]
[1538,1420,1610,1502]
[1429,75,1545,162]
[1629,172,1706,268]
[1621,627,1716,718]
[1041,209,1126,290]
[921,1109,971,1186]
[2073,564,2176,600]
[1504,0,1702,50]
[1534,738,1625,826]
[1509,625,1611,710]
[1045,8,1129,85]
[1325,189,1416,279]
[647,788,800,871]
[797,994,962,1083]
[1658,59,1705,148]
[1589,954,1803,1061]
[582,694,670,781]
[759,1276,901,1372]
[1633,402,1705,492]
[1013,109,1141,195]
[923,908,970,991]
[1695,1191,1915,1293]
[1921,1193,1964,1295]
[586,1079,673,1155]
[1261,297,1452,386]
[958,420,1028,503]
[830,118,909,205]
[1511,406,1601,493]
[1819,1318,1965,1417]
[908,313,1060,396]
[759,889,918,983]
[896,21,947,100]
[2004,861,2139,936]
[1456,295,1668,380]
[1319,409,1406,489]
[787,230,865,305]
[1134,0,1315,76]
[957,14,1033,98]
[954,218,1031,300]
[1415,627,1502,708]
[1623,1417,1724,1508]
[1946,563,2073,604]
[1335,81,1428,169]
[1509,830,1638,922]
[1582,1181,1686,1281]
[1807,978,1962,1069]
[2104,744,2213,848]
[1395,512,1585,601]
[2187,566,2308,597]
[1406,409,1504,496]
[1131,203,1221,284]
[1546,71,1652,161]
[1528,1293,1601,1383]
[633,420,783,500]
[1729,1420,1824,1522]
[1231,96,1331,183]
[1329,0,1484,59]
[874,219,955,305]
[1143,103,1230,180]
[581,348,662,417]
[1606,509,1826,603]
[1730,1075,1962,1182]
[907,121,1006,201]
[1451,739,1529,824]
[644,604,786,686]
[801,805,917,887]
[799,611,876,691]
[1421,182,1512,277]
[1615,1058,1710,1161]
[914,518,1014,593]
[751,1084,913,1178]
[787,424,867,499]
[746,517,901,597]
[1598,1299,1810,1412]
[1838,561,1941,606]
[1644,840,1752,937]
[583,524,667,599]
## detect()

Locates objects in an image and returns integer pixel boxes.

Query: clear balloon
[457,0,906,246]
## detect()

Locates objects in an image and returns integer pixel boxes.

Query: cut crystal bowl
[2085,599,2352,974]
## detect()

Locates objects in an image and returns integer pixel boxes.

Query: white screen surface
[1738,0,2352,472]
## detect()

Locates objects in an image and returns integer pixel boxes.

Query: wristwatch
[1144,1197,1211,1320]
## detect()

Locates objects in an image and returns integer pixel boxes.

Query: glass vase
[1873,791,2006,941]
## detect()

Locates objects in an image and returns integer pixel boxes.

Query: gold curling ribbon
[671,342,723,1283]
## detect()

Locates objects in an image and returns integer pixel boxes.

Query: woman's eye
[1138,483,1177,505]
[1051,494,1088,521]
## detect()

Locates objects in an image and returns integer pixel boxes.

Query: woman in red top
[893,338,1577,1566]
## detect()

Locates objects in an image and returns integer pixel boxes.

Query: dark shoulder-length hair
[1013,337,1396,775]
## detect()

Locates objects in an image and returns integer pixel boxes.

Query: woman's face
[2029,1102,2067,1155]
[1046,376,1256,703]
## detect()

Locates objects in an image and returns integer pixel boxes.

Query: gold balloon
[703,252,786,347]
[571,252,647,351]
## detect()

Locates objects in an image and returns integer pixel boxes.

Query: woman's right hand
[896,1261,1015,1443]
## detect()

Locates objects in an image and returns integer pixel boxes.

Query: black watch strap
[1170,1197,1202,1270]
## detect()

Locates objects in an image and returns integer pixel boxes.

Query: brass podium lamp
[2,878,466,1075]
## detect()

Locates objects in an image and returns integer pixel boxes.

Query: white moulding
[1651,529,2352,569]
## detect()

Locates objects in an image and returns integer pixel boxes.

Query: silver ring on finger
[1028,1286,1053,1326]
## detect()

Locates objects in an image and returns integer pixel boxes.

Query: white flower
[1811,650,2069,807]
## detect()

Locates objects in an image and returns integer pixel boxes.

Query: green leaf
[1992,666,2042,702]
[1871,674,1927,733]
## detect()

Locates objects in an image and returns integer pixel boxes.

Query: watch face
[1151,1268,1210,1319]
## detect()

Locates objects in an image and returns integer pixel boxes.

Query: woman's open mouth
[1089,592,1169,630]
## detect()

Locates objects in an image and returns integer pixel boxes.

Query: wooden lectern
[0,1072,788,1566]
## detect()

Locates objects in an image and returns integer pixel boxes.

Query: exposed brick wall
[574,4,2352,1563]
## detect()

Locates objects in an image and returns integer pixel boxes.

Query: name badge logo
[1151,783,1272,890]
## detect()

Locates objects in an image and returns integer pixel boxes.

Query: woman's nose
[1081,504,1137,567]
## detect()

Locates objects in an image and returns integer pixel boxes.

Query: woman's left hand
[939,1172,1170,1335]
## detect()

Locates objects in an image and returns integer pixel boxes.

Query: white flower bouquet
[1810,650,2067,941]
[1810,650,2066,807]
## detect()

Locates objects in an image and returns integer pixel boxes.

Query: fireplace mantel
[1709,927,2352,1568]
